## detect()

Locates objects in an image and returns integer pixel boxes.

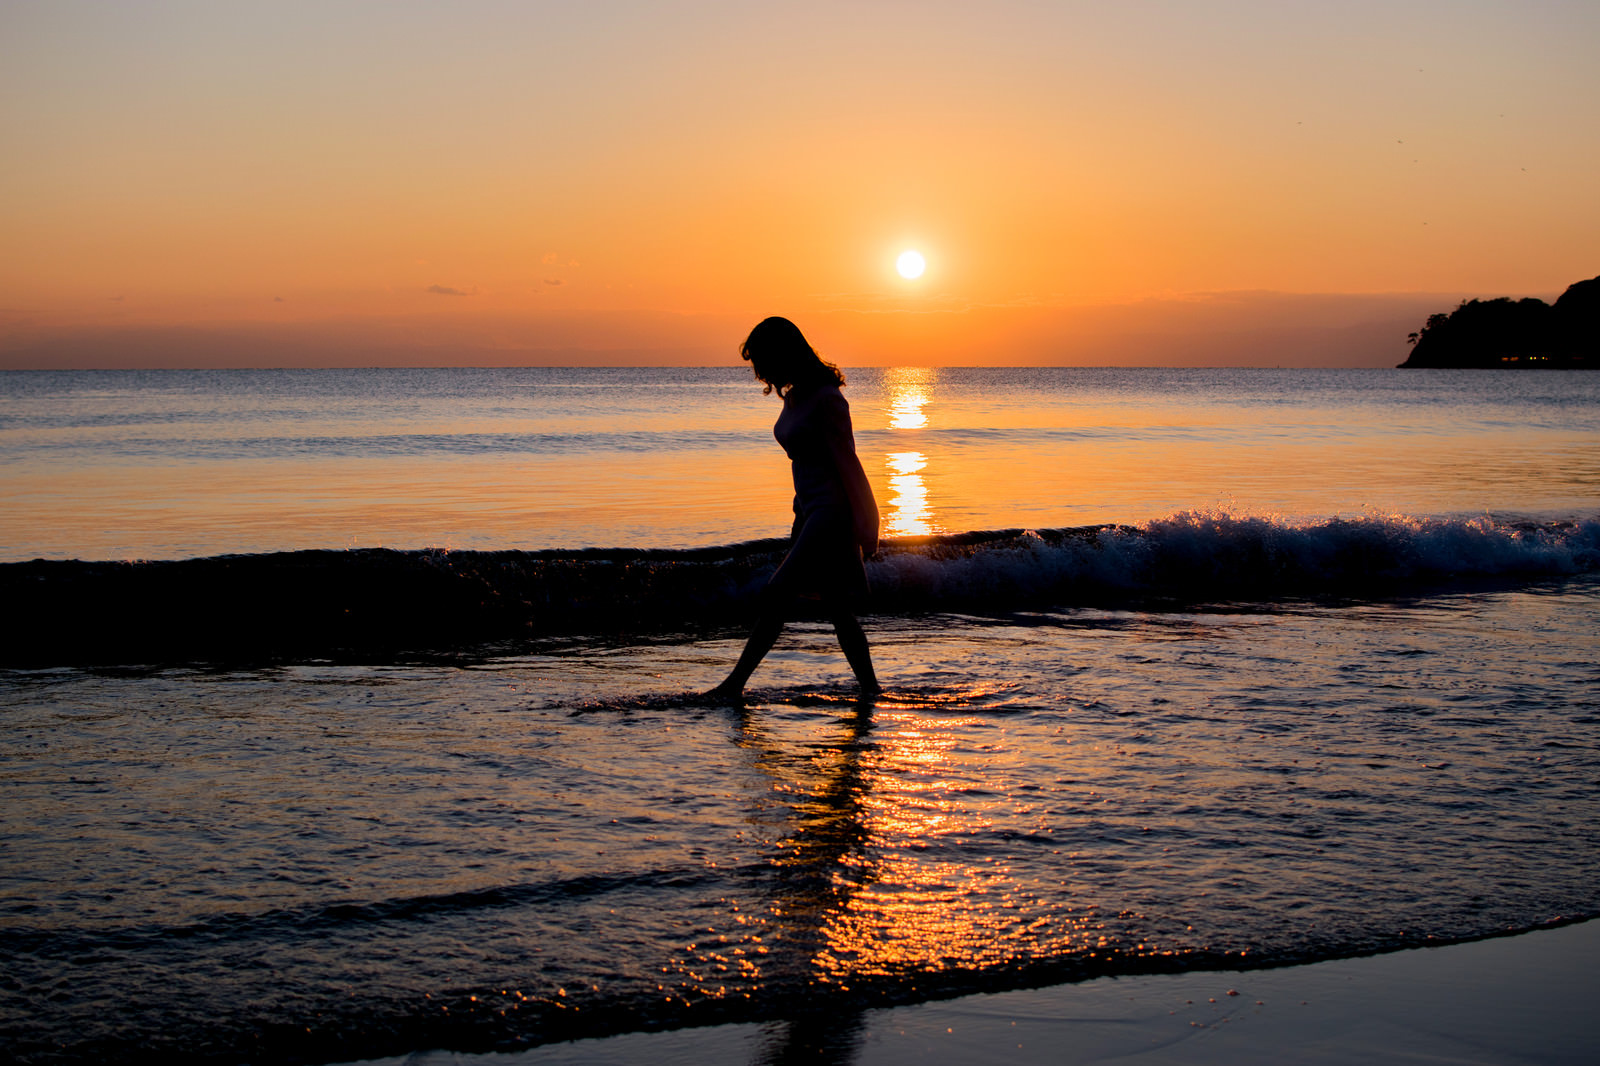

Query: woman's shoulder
[785,379,844,405]
[789,382,849,422]
[798,379,847,405]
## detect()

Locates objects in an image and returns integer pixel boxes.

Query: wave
[870,511,1600,608]
[3,512,1595,665]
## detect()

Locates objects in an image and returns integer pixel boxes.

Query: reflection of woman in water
[709,316,881,699]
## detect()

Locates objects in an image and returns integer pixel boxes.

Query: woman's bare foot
[702,680,747,703]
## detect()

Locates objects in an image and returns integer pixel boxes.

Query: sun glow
[896,251,926,280]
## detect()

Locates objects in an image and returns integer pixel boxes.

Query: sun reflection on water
[882,367,940,537]
[887,384,929,430]
[885,452,933,537]
[809,707,1106,980]
[595,687,1197,1059]
[717,703,1139,1004]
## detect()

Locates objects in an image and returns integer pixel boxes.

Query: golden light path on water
[689,698,1176,1007]
[885,452,932,538]
[885,368,931,431]
[882,367,938,538]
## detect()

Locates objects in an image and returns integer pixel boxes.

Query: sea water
[1,367,1598,1064]
[2,367,1597,559]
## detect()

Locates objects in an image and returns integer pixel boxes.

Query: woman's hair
[740,316,846,396]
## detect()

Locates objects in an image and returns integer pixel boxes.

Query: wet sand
[345,918,1598,1065]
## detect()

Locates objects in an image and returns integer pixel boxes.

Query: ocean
[3,367,1599,559]
[1,367,1598,1064]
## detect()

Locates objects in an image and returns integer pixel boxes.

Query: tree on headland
[1399,275,1599,368]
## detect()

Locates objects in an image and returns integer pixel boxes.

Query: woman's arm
[838,446,880,557]
[820,392,879,556]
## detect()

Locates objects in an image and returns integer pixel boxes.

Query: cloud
[541,252,558,265]
[426,284,475,296]
[273,296,285,303]
[543,279,563,286]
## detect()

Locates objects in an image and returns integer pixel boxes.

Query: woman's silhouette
[709,317,881,699]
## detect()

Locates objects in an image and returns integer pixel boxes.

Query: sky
[2,0,1597,367]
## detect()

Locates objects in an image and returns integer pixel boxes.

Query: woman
[708,316,881,699]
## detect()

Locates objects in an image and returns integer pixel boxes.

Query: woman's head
[740,316,845,396]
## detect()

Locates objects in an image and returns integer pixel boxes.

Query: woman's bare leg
[830,611,881,695]
[707,613,785,698]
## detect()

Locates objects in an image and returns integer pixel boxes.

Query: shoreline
[342,918,1599,1066]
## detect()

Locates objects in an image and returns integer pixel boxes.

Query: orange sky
[2,2,1597,367]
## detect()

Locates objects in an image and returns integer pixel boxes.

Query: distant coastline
[1399,274,1598,368]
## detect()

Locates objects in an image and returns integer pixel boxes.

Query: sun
[896,250,926,279]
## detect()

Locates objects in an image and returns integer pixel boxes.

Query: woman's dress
[768,382,877,603]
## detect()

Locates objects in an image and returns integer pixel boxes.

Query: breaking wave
[869,511,1600,607]
[3,512,1595,664]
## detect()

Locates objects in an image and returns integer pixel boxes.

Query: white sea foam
[867,513,1600,607]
